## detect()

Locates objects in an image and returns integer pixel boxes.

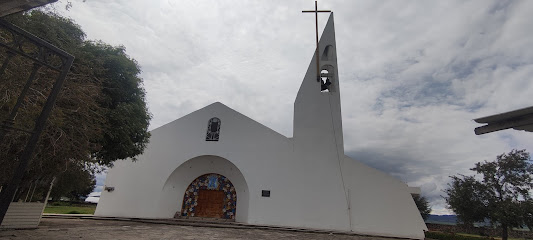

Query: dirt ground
[0,218,395,240]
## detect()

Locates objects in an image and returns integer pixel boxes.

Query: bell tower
[294,13,344,159]
[292,13,350,230]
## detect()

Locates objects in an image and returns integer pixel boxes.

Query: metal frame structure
[474,106,533,135]
[0,0,57,17]
[0,18,74,225]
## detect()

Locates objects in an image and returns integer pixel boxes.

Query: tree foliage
[0,11,150,199]
[412,194,431,221]
[50,161,96,202]
[444,149,533,240]
[444,175,487,225]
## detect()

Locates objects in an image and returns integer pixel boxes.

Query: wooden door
[195,189,224,218]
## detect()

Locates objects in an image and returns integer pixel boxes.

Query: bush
[425,231,492,240]
[67,210,81,214]
[50,201,71,206]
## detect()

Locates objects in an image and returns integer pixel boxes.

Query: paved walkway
[0,217,397,240]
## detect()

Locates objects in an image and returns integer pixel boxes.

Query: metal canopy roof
[0,0,57,17]
[474,106,533,135]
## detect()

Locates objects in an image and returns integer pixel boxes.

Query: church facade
[95,14,427,239]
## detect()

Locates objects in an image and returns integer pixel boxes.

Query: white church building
[96,14,428,239]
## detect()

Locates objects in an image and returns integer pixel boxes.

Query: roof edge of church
[151,101,291,141]
[209,102,292,141]
[150,101,224,132]
[343,154,407,186]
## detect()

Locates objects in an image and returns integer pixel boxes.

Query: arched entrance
[180,173,237,219]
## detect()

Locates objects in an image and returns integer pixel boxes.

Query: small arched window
[206,117,221,141]
[321,45,334,61]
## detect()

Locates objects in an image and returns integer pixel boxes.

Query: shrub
[50,201,71,206]
[425,231,492,240]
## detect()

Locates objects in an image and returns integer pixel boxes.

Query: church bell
[321,78,331,91]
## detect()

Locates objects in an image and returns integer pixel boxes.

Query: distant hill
[426,215,457,225]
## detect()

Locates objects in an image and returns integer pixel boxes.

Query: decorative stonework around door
[180,173,237,219]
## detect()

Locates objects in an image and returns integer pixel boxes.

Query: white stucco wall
[342,156,427,239]
[96,101,354,231]
[96,102,295,223]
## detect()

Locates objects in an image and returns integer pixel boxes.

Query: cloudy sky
[53,0,533,215]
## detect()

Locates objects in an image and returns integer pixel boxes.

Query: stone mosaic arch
[180,173,237,219]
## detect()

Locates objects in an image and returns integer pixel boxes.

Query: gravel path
[0,218,395,240]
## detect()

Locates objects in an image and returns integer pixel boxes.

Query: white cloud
[56,0,533,215]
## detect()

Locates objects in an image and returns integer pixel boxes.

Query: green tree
[444,149,533,240]
[412,194,431,221]
[444,175,488,226]
[0,11,150,199]
[50,161,96,202]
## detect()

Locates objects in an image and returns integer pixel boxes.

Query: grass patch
[426,231,526,240]
[44,204,96,214]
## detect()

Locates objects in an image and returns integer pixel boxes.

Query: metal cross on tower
[302,0,331,82]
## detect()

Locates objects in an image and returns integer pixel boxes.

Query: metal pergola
[0,0,73,225]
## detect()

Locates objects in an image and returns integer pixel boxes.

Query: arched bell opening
[181,173,237,219]
[320,65,335,92]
